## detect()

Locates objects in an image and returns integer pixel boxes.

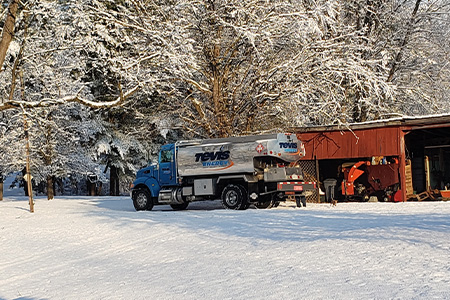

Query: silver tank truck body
[176,133,305,177]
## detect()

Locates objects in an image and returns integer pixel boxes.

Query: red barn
[295,114,450,202]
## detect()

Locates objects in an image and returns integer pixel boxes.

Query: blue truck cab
[131,143,183,211]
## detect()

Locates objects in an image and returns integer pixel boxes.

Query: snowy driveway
[1,197,450,299]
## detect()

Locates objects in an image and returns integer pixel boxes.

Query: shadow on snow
[84,197,450,249]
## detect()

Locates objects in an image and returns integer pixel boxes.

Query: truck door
[159,144,177,186]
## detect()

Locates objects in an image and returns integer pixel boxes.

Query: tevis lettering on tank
[279,142,298,153]
[194,150,233,170]
[195,151,230,162]
[265,133,305,162]
[279,143,298,149]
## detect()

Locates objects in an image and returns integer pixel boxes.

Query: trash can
[323,178,337,202]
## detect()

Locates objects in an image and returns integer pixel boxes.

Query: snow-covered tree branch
[0,85,140,112]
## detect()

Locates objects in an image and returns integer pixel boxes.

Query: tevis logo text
[279,143,297,149]
[195,151,230,162]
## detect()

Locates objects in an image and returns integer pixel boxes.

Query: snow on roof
[294,113,450,132]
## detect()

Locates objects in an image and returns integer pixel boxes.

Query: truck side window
[160,150,173,163]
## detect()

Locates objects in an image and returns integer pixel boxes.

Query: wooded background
[0,0,449,198]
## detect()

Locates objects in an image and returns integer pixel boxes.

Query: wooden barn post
[399,129,407,202]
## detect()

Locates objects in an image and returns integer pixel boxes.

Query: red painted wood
[297,127,401,160]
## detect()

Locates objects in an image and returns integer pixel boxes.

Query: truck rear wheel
[254,194,273,209]
[237,185,250,210]
[255,200,272,209]
[133,190,154,211]
[221,184,245,210]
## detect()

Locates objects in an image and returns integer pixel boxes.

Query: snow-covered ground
[1,195,450,300]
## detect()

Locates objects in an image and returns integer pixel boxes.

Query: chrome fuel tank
[176,133,305,177]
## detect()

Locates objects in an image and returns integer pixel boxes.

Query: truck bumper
[277,181,316,192]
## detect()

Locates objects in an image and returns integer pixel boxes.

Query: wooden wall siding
[298,127,401,160]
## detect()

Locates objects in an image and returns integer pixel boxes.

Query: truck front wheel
[221,184,245,210]
[133,190,154,211]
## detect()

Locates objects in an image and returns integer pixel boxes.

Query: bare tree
[89,1,345,137]
[95,0,447,134]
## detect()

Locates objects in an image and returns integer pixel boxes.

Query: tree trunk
[0,0,19,70]
[47,175,54,200]
[87,180,96,196]
[86,174,97,196]
[0,173,3,201]
[43,114,54,200]
[211,26,230,138]
[352,91,368,123]
[110,165,120,196]
[22,167,29,196]
[387,0,422,82]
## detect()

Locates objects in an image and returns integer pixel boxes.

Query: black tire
[133,189,154,211]
[241,202,251,210]
[254,194,274,209]
[296,195,306,208]
[170,202,189,210]
[255,200,272,209]
[221,184,245,210]
[254,193,271,209]
[237,185,250,210]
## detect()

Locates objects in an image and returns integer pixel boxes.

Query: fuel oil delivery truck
[131,133,316,210]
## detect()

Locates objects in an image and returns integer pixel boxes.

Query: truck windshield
[160,150,173,163]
